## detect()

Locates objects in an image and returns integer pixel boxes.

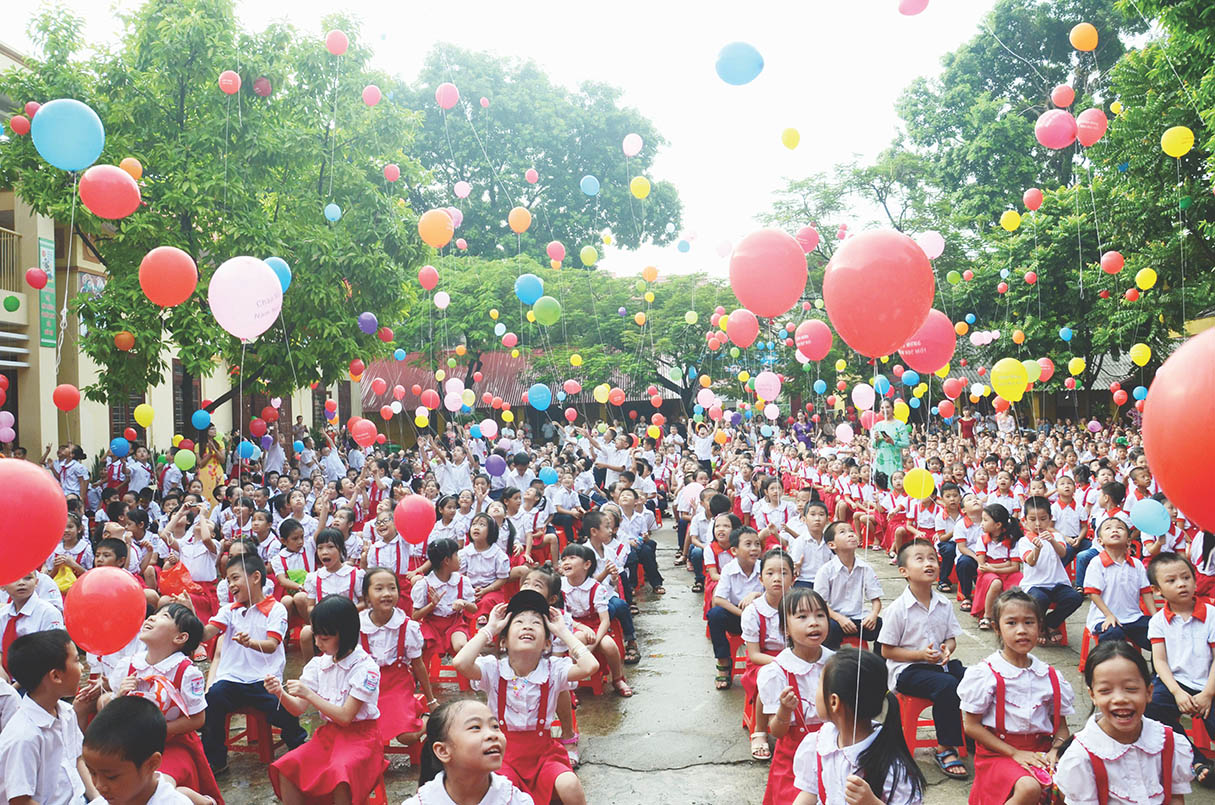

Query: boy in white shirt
[0,572,65,678]
[83,696,193,805]
[813,522,883,650]
[1019,496,1084,646]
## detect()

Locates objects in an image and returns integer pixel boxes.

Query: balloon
[324,203,341,222]
[79,164,140,219]
[352,419,378,448]
[899,0,929,13]
[8,115,29,136]
[579,175,600,196]
[904,467,935,499]
[325,29,349,55]
[1129,498,1170,537]
[131,403,153,429]
[1068,357,1086,376]
[23,267,47,291]
[1021,359,1041,384]
[630,176,651,199]
[794,319,832,361]
[435,82,460,110]
[915,231,945,260]
[454,180,472,199]
[1059,326,1073,341]
[1100,251,1124,274]
[110,437,130,458]
[1113,389,1128,406]
[418,209,454,248]
[937,400,955,419]
[579,245,599,267]
[1038,358,1055,382]
[527,383,553,411]
[1023,188,1044,211]
[31,99,105,171]
[999,210,1021,232]
[1035,109,1077,150]
[716,42,764,85]
[1125,288,1141,302]
[942,378,963,400]
[1050,85,1075,108]
[532,296,562,327]
[781,128,800,149]
[1161,126,1194,158]
[417,264,440,291]
[823,230,934,357]
[608,387,626,406]
[726,308,759,348]
[1070,22,1098,51]
[851,383,876,410]
[990,358,1029,402]
[434,291,451,310]
[1135,268,1157,290]
[508,206,532,234]
[618,132,645,158]
[252,76,272,97]
[174,449,196,471]
[946,270,961,285]
[729,229,807,317]
[381,163,400,183]
[46,382,82,415]
[501,332,517,348]
[1012,330,1025,345]
[514,273,544,305]
[362,84,381,106]
[899,309,956,373]
[389,496,432,546]
[1076,108,1108,147]
[1133,385,1148,401]
[835,423,854,443]
[997,282,1009,294]
[1129,342,1151,366]
[795,226,820,253]
[259,255,292,294]
[1065,377,1076,390]
[357,311,379,335]
[64,566,146,655]
[1024,271,1037,285]
[755,371,782,401]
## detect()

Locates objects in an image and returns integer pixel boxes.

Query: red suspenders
[497,676,551,735]
[985,662,1061,738]
[360,620,411,666]
[1082,727,1174,805]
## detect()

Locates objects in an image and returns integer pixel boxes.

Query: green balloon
[634,280,646,293]
[446,357,457,367]
[802,363,812,372]
[693,413,703,423]
[946,270,962,285]
[533,295,562,326]
[2,296,18,312]
[174,449,197,471]
[1180,196,1193,210]
[730,347,740,358]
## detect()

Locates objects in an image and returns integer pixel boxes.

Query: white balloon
[434,291,451,310]
[480,418,499,439]
[445,377,465,395]
[764,403,779,420]
[390,401,402,414]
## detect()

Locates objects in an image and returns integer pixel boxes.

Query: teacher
[871,399,909,480]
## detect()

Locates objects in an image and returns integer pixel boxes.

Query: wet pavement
[214,520,1097,804]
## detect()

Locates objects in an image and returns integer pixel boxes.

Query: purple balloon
[730,411,743,426]
[0,426,13,443]
[618,307,627,316]
[260,435,273,449]
[485,454,507,477]
[0,411,13,429]
[358,311,378,334]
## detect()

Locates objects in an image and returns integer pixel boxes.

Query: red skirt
[883,514,907,552]
[160,730,225,805]
[501,727,571,805]
[820,492,835,516]
[188,580,220,624]
[703,578,718,620]
[268,719,386,804]
[473,588,507,621]
[408,555,427,572]
[970,733,1052,805]
[763,725,820,805]
[1197,572,1215,599]
[377,664,424,739]
[972,571,1023,618]
[420,612,472,657]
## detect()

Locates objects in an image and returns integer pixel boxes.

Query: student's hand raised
[485,602,510,636]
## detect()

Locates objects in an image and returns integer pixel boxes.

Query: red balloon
[481,392,493,404]
[729,229,808,317]
[563,380,581,395]
[962,270,974,281]
[377,434,387,444]
[993,397,1010,413]
[411,384,422,397]
[378,327,394,343]
[1050,86,1074,108]
[898,309,956,374]
[977,367,987,376]
[371,377,387,395]
[52,383,81,412]
[325,399,338,412]
[383,163,400,182]
[1109,382,1121,393]
[650,394,663,407]
[1024,271,1037,285]
[64,566,146,655]
[123,427,138,442]
[1038,357,1055,382]
[564,407,577,422]
[418,265,439,290]
[653,413,667,426]
[139,246,198,307]
[350,358,366,376]
[1035,109,1077,149]
[823,231,934,358]
[394,495,434,545]
[1100,251,1124,274]
[628,410,638,420]
[1065,377,1076,389]
[218,70,241,94]
[726,308,759,348]
[938,400,956,418]
[352,419,377,447]
[1125,288,1140,302]
[997,282,1009,294]
[707,338,721,351]
[608,387,626,406]
[9,115,30,136]
[473,372,483,383]
[380,405,393,420]
[1076,108,1108,147]
[942,378,964,400]
[859,411,876,430]
[1023,188,1044,211]
[493,397,503,409]
[80,164,141,219]
[421,389,440,409]
[261,405,279,423]
[794,319,833,361]
[25,267,47,290]
[826,395,837,407]
[836,380,847,392]
[1113,389,1128,405]
[393,384,406,400]
[249,418,267,438]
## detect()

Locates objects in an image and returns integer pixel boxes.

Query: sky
[7,0,1000,277]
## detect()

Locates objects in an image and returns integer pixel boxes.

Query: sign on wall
[37,236,55,348]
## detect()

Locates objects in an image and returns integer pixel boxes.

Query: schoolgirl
[559,544,632,697]
[404,699,532,805]
[743,549,797,761]
[458,513,511,625]
[973,504,1023,630]
[300,529,365,660]
[410,537,476,667]
[360,568,435,747]
[754,477,798,550]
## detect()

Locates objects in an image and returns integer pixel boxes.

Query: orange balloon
[114,331,135,351]
[714,430,728,445]
[954,321,969,335]
[969,393,980,404]
[455,345,466,356]
[508,206,532,234]
[641,265,658,283]
[550,259,561,270]
[1012,329,1025,344]
[418,209,455,248]
[1069,22,1098,52]
[119,157,143,181]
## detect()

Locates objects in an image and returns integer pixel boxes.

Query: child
[583,510,637,662]
[1189,531,1215,598]
[429,495,464,546]
[754,477,799,550]
[789,501,832,590]
[519,487,557,564]
[300,528,364,659]
[933,482,963,593]
[559,544,632,697]
[1144,552,1215,786]
[882,539,969,781]
[272,518,313,620]
[360,568,435,747]
[0,629,95,804]
[82,696,200,805]
[1055,641,1194,803]
[959,590,1075,804]
[758,587,832,805]
[46,513,93,588]
[813,522,883,650]
[791,648,925,805]
[1017,496,1084,646]
[952,494,985,612]
[364,509,419,593]
[1051,475,1089,567]
[709,527,765,690]
[405,698,533,805]
[266,596,386,804]
[1076,481,1132,588]
[0,571,65,677]
[197,553,307,773]
[411,538,476,667]
[458,513,511,625]
[973,504,1023,631]
[453,591,599,805]
[743,549,796,761]
[1085,517,1155,649]
[618,488,664,598]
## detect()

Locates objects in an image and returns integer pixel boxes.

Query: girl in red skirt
[405,699,533,805]
[266,595,386,805]
[458,513,511,627]
[410,537,476,667]
[973,504,1024,631]
[559,543,633,697]
[360,568,436,748]
[742,548,795,761]
[452,591,599,805]
[704,513,739,620]
[958,590,1074,805]
[757,587,832,805]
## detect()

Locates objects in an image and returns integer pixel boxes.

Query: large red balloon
[1038,357,1055,383]
[352,418,377,447]
[794,319,833,361]
[823,230,934,358]
[898,309,956,373]
[395,495,435,544]
[79,164,141,219]
[942,378,964,400]
[728,229,808,317]
[418,265,439,290]
[64,567,146,655]
[0,461,68,585]
[1143,329,1215,530]
[726,308,759,348]
[421,388,440,410]
[1023,188,1043,211]
[52,383,81,411]
[139,247,198,307]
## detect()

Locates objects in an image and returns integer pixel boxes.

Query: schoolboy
[813,521,883,650]
[951,494,985,609]
[0,571,65,678]
[83,695,195,804]
[789,500,832,589]
[1075,480,1132,588]
[708,527,764,690]
[1084,517,1155,649]
[1019,496,1084,646]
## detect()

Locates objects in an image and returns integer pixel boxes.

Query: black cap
[505,589,549,618]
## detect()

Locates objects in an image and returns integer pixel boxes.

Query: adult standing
[198,425,227,505]
[871,399,909,481]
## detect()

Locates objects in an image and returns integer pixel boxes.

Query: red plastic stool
[383,693,428,765]
[224,707,284,763]
[896,694,968,758]
[428,654,472,692]
[840,635,870,651]
[367,776,388,802]
[1188,716,1213,751]
[576,621,627,695]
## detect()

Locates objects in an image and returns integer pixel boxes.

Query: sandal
[673,551,684,564]
[937,581,953,593]
[623,643,641,664]
[652,586,666,595]
[629,603,640,616]
[934,748,969,779]
[612,678,634,697]
[715,661,732,690]
[978,618,992,631]
[1194,759,1215,789]
[691,580,704,593]
[959,599,972,612]
[750,732,771,761]
[560,734,581,769]
[1048,629,1067,647]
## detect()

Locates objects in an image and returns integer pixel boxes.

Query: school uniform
[685,509,711,584]
[708,558,763,661]
[1055,715,1193,805]
[884,587,967,748]
[44,539,94,577]
[459,543,511,620]
[988,492,1021,518]
[215,575,275,606]
[951,515,984,599]
[758,647,833,805]
[972,537,1023,620]
[0,595,64,673]
[1084,550,1152,649]
[619,508,663,597]
[269,646,386,803]
[88,772,191,804]
[369,536,422,592]
[753,499,796,549]
[0,677,18,733]
[272,547,315,598]
[1145,602,1215,755]
[403,772,534,805]
[792,721,921,805]
[958,653,1074,804]
[359,608,425,739]
[53,458,91,498]
[305,563,364,603]
[411,572,474,662]
[933,507,961,580]
[882,492,909,552]
[740,596,790,719]
[0,695,86,805]
[1016,531,1084,629]
[178,533,220,623]
[471,655,572,805]
[255,531,282,563]
[561,576,612,633]
[789,527,832,589]
[813,556,883,649]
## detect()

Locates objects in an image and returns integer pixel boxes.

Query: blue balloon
[687,369,697,380]
[1000,268,1009,279]
[715,42,764,85]
[579,175,600,196]
[677,240,690,252]
[527,382,552,411]
[1059,327,1073,342]
[514,273,544,305]
[31,99,105,171]
[1117,161,1130,173]
[324,203,342,222]
[470,425,482,439]
[539,467,558,485]
[237,440,255,459]
[293,440,305,453]
[394,348,407,360]
[461,404,472,414]
[965,313,976,325]
[110,437,130,458]
[760,424,774,437]
[909,397,921,409]
[766,341,775,350]
[556,391,566,401]
[494,322,506,336]
[930,406,939,416]
[902,371,920,387]
[693,404,704,415]
[190,409,211,430]
[1130,498,1170,537]
[873,376,891,395]
[813,379,827,394]
[744,409,752,419]
[1132,385,1148,401]
[265,256,292,292]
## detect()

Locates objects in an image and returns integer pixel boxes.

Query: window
[172,360,202,434]
[109,391,145,439]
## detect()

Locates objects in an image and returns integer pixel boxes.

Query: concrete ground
[215,520,1099,804]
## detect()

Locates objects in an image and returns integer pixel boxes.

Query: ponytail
[417,699,469,786]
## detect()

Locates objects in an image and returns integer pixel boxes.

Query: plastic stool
[1188,716,1213,751]
[224,708,283,763]
[427,654,472,692]
[367,776,388,803]
[896,694,967,758]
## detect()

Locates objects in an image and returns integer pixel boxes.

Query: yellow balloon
[435,370,446,381]
[1000,210,1022,232]
[904,468,936,499]
[719,318,729,333]
[880,356,889,364]
[489,309,499,320]
[781,128,800,150]
[461,389,475,406]
[414,415,429,428]
[934,364,950,378]
[893,401,910,423]
[133,403,154,428]
[570,354,583,367]
[684,311,698,325]
[1110,100,1123,115]
[630,176,651,199]
[634,312,646,326]
[990,357,1029,402]
[982,385,991,397]
[700,375,712,388]
[1135,267,1157,290]
[602,234,612,245]
[510,348,520,358]
[1021,359,1042,384]
[642,265,658,283]
[550,259,561,270]
[1161,126,1194,158]
[171,434,183,447]
[646,425,661,439]
[502,410,514,423]
[1129,343,1151,366]
[738,371,751,383]
[913,386,926,399]
[526,310,536,323]
[593,384,610,404]
[644,291,655,303]
[835,359,846,372]
[1068,357,1086,376]
[915,382,928,395]
[580,246,598,267]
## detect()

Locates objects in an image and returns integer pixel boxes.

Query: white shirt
[1055,715,1193,805]
[53,459,90,497]
[107,650,206,722]
[89,772,191,804]
[793,721,919,805]
[0,595,64,667]
[0,697,85,805]
[411,572,473,617]
[216,575,275,605]
[813,556,882,619]
[741,596,787,653]
[126,459,154,493]
[0,572,65,613]
[958,652,1075,735]
[435,460,474,496]
[472,655,570,732]
[263,442,286,474]
[0,678,19,733]
[306,564,364,603]
[429,519,464,546]
[1148,603,1215,691]
[714,558,763,607]
[1016,532,1072,589]
[403,772,534,805]
[459,543,510,588]
[758,647,832,726]
[208,598,289,683]
[1051,499,1084,538]
[753,499,796,533]
[617,509,653,545]
[299,646,380,722]
[789,527,833,584]
[358,608,423,667]
[1084,550,1151,630]
[561,576,611,620]
[178,534,219,582]
[880,587,963,687]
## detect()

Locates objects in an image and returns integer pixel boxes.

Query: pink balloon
[455,238,467,250]
[383,164,400,182]
[444,392,463,412]
[454,181,471,198]
[914,231,945,260]
[898,309,956,373]
[446,207,463,228]
[563,379,581,395]
[898,0,929,13]
[362,84,381,106]
[0,427,13,443]
[1076,108,1108,147]
[479,97,489,108]
[851,383,876,411]
[546,241,566,261]
[208,257,282,340]
[218,70,241,95]
[696,388,715,407]
[418,265,439,290]
[1038,357,1055,383]
[794,319,833,361]
[729,229,808,317]
[755,371,781,401]
[525,168,539,184]
[325,30,348,55]
[1050,85,1074,108]
[502,332,518,348]
[860,410,877,430]
[622,133,643,157]
[835,423,854,443]
[1035,109,1077,150]
[435,82,459,110]
[795,226,820,253]
[1023,187,1043,211]
[726,308,759,348]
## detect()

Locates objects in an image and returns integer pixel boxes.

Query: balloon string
[1074,171,1084,298]
[55,173,79,377]
[222,96,231,209]
[1177,159,1186,325]
[328,56,341,201]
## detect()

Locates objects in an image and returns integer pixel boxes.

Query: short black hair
[470,512,499,546]
[560,543,597,575]
[96,537,129,562]
[314,528,348,562]
[1101,481,1127,504]
[730,526,760,548]
[106,500,128,522]
[127,509,149,529]
[1023,495,1051,516]
[1147,551,1196,588]
[896,538,936,567]
[427,537,460,568]
[310,595,361,660]
[708,493,732,517]
[804,500,829,516]
[155,603,204,656]
[226,552,266,584]
[583,510,606,534]
[8,629,73,691]
[84,695,166,767]
[279,517,303,542]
